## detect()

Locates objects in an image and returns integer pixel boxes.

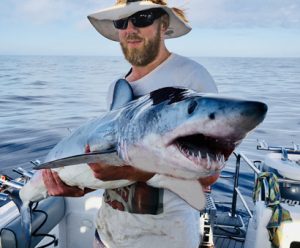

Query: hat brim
[87,2,191,41]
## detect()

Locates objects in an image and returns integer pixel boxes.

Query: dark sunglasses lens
[113,9,165,30]
[113,19,128,29]
[131,11,155,28]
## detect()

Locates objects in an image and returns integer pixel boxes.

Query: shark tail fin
[146,174,206,210]
[21,201,32,248]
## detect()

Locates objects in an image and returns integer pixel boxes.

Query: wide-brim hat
[87,0,191,41]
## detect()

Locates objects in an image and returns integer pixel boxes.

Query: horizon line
[1,54,300,59]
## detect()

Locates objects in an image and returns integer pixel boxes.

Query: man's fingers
[85,144,91,153]
[51,170,65,187]
[89,162,106,169]
[42,169,55,186]
[42,169,62,187]
[42,169,57,195]
[42,169,79,196]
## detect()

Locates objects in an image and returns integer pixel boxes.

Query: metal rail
[257,140,300,155]
[235,188,253,218]
[230,151,267,217]
[0,192,9,201]
[230,150,300,218]
[277,178,300,184]
[0,178,23,189]
[230,153,241,217]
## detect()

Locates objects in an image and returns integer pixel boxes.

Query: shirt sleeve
[185,65,218,93]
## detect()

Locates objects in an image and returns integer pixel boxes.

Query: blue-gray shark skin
[18,80,267,247]
[20,79,267,209]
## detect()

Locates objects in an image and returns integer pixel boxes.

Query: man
[42,0,219,247]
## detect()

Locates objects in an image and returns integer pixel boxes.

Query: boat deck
[200,194,249,248]
[214,237,244,248]
[213,213,248,248]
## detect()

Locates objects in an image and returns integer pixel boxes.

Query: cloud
[18,0,68,23]
[4,0,68,24]
[182,0,300,29]
[1,0,111,25]
[2,0,300,29]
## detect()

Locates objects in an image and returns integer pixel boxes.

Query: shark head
[118,87,267,179]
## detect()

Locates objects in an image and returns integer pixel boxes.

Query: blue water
[1,55,299,208]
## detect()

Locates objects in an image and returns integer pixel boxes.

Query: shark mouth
[173,134,238,170]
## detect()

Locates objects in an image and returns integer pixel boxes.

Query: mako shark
[20,79,268,207]
[18,79,267,247]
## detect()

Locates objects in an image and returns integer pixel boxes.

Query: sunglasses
[113,8,166,30]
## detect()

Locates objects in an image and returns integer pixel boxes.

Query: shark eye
[187,100,197,114]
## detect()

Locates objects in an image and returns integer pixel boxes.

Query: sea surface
[0,55,299,209]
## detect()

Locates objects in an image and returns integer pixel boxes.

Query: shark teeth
[176,143,226,171]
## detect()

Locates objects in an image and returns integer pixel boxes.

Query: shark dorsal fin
[110,79,134,110]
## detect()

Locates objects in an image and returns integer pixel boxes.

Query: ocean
[0,55,299,208]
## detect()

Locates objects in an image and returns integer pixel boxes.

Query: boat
[1,140,300,248]
[199,140,300,248]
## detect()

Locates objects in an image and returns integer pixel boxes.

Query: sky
[0,0,300,57]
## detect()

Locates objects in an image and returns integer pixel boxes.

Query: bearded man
[42,1,219,247]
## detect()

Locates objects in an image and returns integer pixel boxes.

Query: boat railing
[257,140,300,156]
[229,150,300,219]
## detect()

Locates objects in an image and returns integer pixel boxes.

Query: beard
[120,26,161,66]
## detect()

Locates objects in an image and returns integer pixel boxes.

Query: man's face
[118,17,162,66]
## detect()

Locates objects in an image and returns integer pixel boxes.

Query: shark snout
[244,101,268,117]
[216,99,268,141]
[239,100,268,129]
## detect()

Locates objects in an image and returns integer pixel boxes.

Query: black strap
[127,0,143,3]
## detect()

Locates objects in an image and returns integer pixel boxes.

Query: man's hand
[88,163,154,182]
[86,145,154,182]
[42,169,90,197]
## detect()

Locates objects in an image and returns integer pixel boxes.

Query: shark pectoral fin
[146,174,206,211]
[33,150,118,170]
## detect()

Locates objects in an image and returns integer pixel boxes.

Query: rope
[253,172,292,248]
